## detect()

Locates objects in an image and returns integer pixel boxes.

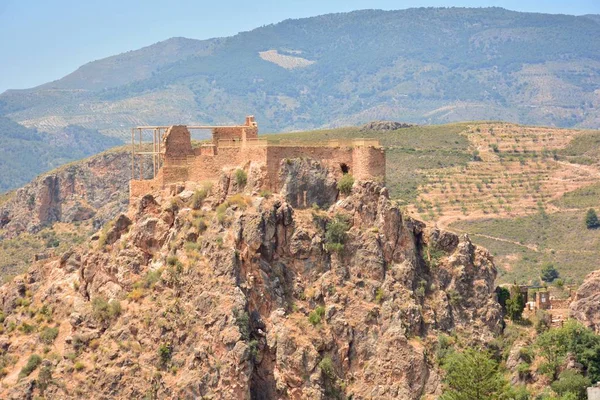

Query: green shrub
[248,339,259,362]
[516,362,531,380]
[586,208,600,229]
[534,309,551,334]
[259,189,272,198]
[18,322,36,334]
[448,289,462,306]
[192,215,208,233]
[318,356,336,379]
[541,263,560,283]
[233,308,251,341]
[74,361,86,371]
[337,174,354,195]
[158,343,172,368]
[235,169,247,187]
[416,279,427,297]
[37,365,52,393]
[166,256,183,273]
[325,214,350,252]
[91,297,122,324]
[496,286,510,313]
[308,306,325,326]
[435,334,454,365]
[19,354,42,379]
[536,320,600,382]
[134,269,162,289]
[375,288,384,304]
[191,188,208,210]
[551,370,590,399]
[39,326,59,345]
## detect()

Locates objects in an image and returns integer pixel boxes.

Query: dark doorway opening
[340,163,350,174]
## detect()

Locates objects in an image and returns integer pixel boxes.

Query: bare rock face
[570,270,600,332]
[279,158,338,209]
[0,174,502,399]
[0,149,152,238]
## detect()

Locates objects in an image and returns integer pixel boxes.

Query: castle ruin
[129,116,385,202]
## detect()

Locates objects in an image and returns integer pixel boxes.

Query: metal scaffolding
[130,124,252,181]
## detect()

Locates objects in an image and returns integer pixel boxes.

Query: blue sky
[1,0,599,93]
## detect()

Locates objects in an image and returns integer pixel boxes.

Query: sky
[1,0,599,93]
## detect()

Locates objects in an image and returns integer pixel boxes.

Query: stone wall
[212,116,258,143]
[163,126,193,158]
[130,178,162,198]
[265,146,354,191]
[130,120,386,200]
[352,146,386,181]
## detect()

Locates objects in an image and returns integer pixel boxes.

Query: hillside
[2,156,600,398]
[1,7,600,142]
[0,167,503,399]
[0,118,122,192]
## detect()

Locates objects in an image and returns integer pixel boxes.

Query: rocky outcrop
[361,121,414,132]
[279,158,338,209]
[0,170,502,399]
[0,148,152,238]
[570,270,600,332]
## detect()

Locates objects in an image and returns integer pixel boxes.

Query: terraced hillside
[266,122,600,285]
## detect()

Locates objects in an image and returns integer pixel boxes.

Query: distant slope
[0,117,122,191]
[1,7,600,139]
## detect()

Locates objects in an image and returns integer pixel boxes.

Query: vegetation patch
[39,326,59,345]
[18,354,42,379]
[325,214,350,252]
[337,174,354,195]
[235,169,247,187]
[91,297,122,324]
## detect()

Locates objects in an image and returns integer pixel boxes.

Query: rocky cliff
[0,148,152,238]
[0,162,501,399]
[570,270,600,332]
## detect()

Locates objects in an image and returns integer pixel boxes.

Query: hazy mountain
[0,117,121,191]
[1,7,600,138]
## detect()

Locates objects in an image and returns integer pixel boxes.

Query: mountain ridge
[2,7,599,135]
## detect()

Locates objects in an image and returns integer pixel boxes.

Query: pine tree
[440,349,509,400]
[505,285,525,321]
[586,208,600,229]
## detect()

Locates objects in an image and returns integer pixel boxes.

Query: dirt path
[449,225,539,251]
[556,160,600,178]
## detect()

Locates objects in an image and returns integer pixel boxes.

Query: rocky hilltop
[0,159,501,399]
